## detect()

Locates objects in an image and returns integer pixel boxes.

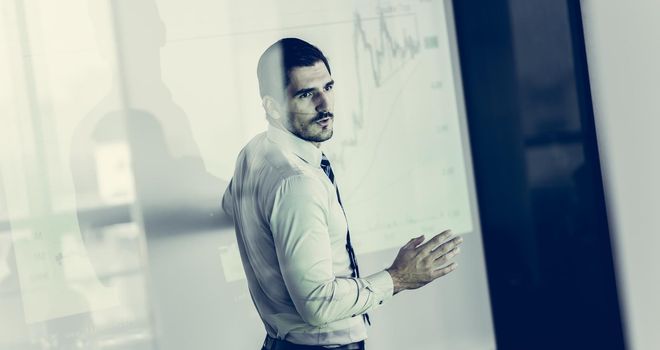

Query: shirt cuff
[363,270,394,307]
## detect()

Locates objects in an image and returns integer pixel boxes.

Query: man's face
[281,60,335,144]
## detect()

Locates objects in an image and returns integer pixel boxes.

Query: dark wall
[452,1,625,349]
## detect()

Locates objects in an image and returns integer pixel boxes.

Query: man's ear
[262,96,283,120]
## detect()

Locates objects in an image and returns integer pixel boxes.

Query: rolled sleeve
[270,175,393,327]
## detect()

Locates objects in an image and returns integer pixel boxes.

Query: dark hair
[257,38,331,100]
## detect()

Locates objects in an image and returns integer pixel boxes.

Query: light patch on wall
[95,142,135,205]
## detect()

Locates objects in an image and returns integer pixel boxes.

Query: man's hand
[385,230,463,295]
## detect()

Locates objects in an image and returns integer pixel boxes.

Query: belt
[262,335,365,350]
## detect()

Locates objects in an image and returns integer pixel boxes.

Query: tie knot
[320,153,334,183]
[320,154,331,169]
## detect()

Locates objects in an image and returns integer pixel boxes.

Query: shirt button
[379,301,383,305]
[352,314,356,317]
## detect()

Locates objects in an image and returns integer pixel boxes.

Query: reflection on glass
[1,0,492,349]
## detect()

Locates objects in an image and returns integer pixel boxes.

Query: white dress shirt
[222,125,393,347]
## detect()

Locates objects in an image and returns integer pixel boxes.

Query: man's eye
[299,92,313,99]
[325,84,334,91]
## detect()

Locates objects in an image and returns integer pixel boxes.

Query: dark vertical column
[452,1,625,349]
[452,1,540,348]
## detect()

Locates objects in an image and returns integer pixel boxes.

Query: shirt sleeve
[270,174,394,327]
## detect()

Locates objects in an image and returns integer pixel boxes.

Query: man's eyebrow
[292,80,335,97]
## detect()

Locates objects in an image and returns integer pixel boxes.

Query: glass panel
[1,1,494,349]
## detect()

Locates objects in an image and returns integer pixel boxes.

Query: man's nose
[315,92,330,112]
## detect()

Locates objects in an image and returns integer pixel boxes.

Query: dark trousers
[261,335,365,350]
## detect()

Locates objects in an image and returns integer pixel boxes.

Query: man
[221,38,463,350]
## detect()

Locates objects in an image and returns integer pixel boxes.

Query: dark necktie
[320,153,371,326]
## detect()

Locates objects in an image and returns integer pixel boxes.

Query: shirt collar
[267,124,323,167]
